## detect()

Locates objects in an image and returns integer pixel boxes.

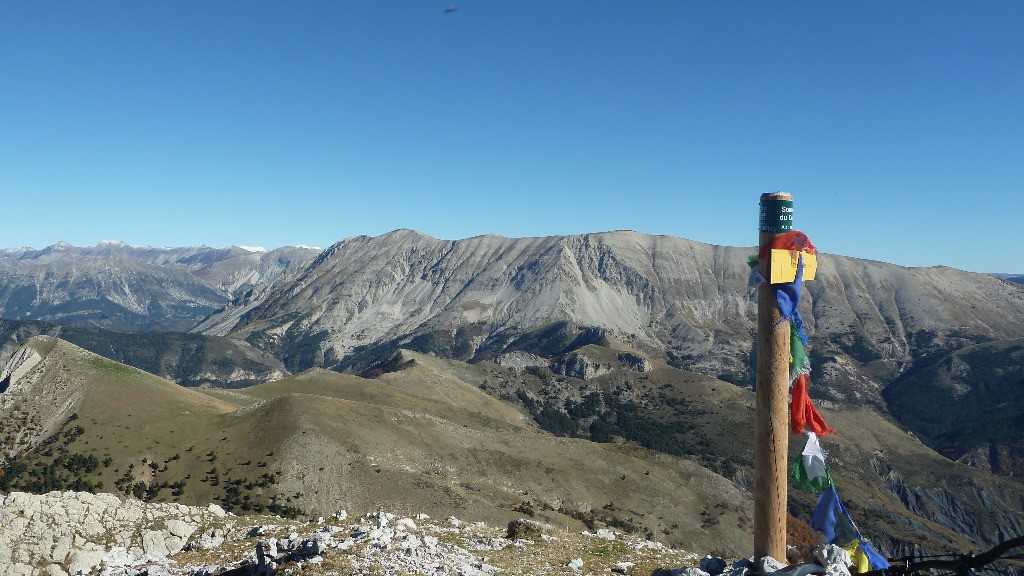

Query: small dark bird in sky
[444,5,458,13]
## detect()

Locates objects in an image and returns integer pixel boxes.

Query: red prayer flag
[758,230,817,260]
[790,374,836,436]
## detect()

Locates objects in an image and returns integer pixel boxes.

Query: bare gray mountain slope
[215,229,756,359]
[0,242,319,331]
[209,230,1024,403]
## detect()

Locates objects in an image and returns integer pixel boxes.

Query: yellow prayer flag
[769,249,817,284]
[841,541,867,574]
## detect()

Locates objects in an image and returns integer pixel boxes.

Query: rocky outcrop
[618,353,652,373]
[0,342,43,390]
[957,442,1024,478]
[0,492,701,576]
[0,491,230,575]
[494,352,548,372]
[550,352,615,380]
[550,350,651,381]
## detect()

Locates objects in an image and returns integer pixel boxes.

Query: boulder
[507,518,545,539]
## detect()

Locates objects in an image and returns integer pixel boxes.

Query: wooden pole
[754,191,792,562]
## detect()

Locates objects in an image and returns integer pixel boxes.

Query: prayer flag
[758,230,817,260]
[791,374,835,436]
[860,540,891,571]
[792,432,832,493]
[811,487,842,544]
[770,249,817,283]
[790,322,811,384]
[843,541,870,574]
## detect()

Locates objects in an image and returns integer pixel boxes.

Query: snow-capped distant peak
[238,245,268,253]
[97,240,130,248]
[296,245,323,250]
[51,241,73,250]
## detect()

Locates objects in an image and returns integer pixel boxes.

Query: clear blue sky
[2,2,1021,272]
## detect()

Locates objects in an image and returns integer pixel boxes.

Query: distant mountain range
[0,242,319,331]
[199,230,1024,408]
[991,273,1024,285]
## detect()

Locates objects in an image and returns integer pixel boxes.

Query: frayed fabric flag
[791,374,835,436]
[843,541,870,574]
[770,249,818,282]
[774,255,804,321]
[757,230,818,260]
[792,432,832,493]
[858,540,890,571]
[841,530,891,572]
[811,487,857,545]
[769,234,889,571]
[790,321,811,384]
[811,487,843,544]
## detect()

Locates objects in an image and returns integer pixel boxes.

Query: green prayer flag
[790,322,810,384]
[792,433,833,493]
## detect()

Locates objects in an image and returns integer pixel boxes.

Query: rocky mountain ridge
[204,230,1024,404]
[7,232,1023,402]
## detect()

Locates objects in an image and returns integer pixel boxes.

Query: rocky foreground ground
[1,491,708,576]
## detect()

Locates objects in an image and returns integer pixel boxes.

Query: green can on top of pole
[759,192,794,234]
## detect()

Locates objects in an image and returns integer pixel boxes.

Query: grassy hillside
[0,337,756,557]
